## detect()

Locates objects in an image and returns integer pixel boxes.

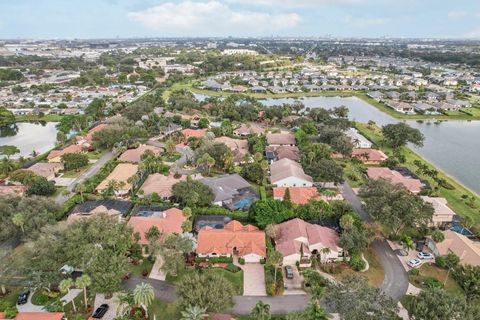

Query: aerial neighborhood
[0,36,480,320]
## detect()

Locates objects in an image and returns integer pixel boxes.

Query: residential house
[273,187,319,205]
[0,184,27,197]
[433,102,458,111]
[140,174,187,199]
[269,158,313,187]
[386,101,415,114]
[95,163,138,197]
[214,136,249,164]
[265,145,300,163]
[67,204,122,224]
[75,123,109,148]
[233,123,264,136]
[273,218,343,265]
[128,208,186,253]
[345,128,372,149]
[350,148,388,165]
[47,144,84,163]
[367,91,383,101]
[25,162,63,180]
[182,128,208,141]
[421,197,456,228]
[251,86,267,93]
[119,145,162,163]
[367,167,423,193]
[427,230,480,267]
[200,174,259,210]
[196,220,266,263]
[266,133,296,147]
[0,312,65,320]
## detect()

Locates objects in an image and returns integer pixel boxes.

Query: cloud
[464,28,480,39]
[128,1,300,36]
[448,11,468,19]
[225,0,366,8]
[344,15,389,27]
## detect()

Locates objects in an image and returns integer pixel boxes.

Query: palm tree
[181,305,208,320]
[133,282,155,313]
[265,224,277,240]
[402,236,415,252]
[267,250,283,290]
[59,278,76,312]
[12,213,25,233]
[165,139,176,156]
[75,274,91,310]
[431,229,445,243]
[250,300,271,320]
[0,158,16,175]
[320,247,331,264]
[74,183,87,203]
[339,214,354,230]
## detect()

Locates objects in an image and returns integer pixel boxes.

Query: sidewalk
[149,255,166,281]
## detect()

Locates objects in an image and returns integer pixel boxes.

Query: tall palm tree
[180,305,208,320]
[267,250,283,290]
[74,183,87,203]
[75,274,91,310]
[165,139,176,156]
[250,300,271,320]
[320,247,331,264]
[431,229,445,243]
[133,282,155,313]
[59,278,77,312]
[12,213,25,233]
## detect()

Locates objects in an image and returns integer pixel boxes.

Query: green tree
[176,271,235,312]
[0,145,20,159]
[26,177,56,196]
[452,265,480,299]
[11,213,25,233]
[381,122,425,149]
[75,274,92,310]
[171,178,214,207]
[248,199,294,228]
[59,278,77,312]
[74,183,87,203]
[266,251,283,291]
[62,153,89,171]
[250,300,271,320]
[133,282,155,313]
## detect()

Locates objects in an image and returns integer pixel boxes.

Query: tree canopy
[381,122,425,149]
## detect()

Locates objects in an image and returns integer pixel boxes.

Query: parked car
[17,290,30,305]
[417,252,434,260]
[407,258,422,268]
[92,304,109,319]
[285,266,294,279]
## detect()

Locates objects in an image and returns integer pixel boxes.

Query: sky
[0,0,479,39]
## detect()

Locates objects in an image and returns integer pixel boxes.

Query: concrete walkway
[149,255,166,281]
[16,291,45,312]
[60,288,82,305]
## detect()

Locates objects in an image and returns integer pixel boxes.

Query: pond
[195,93,480,195]
[0,122,58,158]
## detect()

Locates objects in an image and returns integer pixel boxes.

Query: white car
[407,258,422,268]
[417,252,434,260]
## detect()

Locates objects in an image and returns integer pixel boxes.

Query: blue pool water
[137,211,154,217]
[233,198,254,209]
[451,224,474,236]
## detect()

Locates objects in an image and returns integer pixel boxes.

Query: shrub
[192,207,250,222]
[4,306,18,318]
[435,256,446,268]
[409,268,420,276]
[265,264,284,296]
[195,256,233,264]
[238,258,245,265]
[226,264,241,273]
[424,277,443,289]
[349,252,366,271]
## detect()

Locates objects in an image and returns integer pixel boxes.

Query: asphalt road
[55,151,115,205]
[341,182,409,301]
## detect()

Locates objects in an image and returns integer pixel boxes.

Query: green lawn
[0,287,20,311]
[335,249,385,287]
[355,122,480,226]
[15,114,66,122]
[148,299,181,320]
[61,167,88,178]
[128,258,155,277]
[409,263,463,295]
[31,289,60,306]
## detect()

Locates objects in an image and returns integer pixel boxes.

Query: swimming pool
[451,224,474,237]
[233,198,254,209]
[197,222,224,230]
[136,211,154,217]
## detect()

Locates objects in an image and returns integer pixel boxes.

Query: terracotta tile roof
[11,312,64,320]
[128,208,186,245]
[274,218,340,257]
[182,128,207,140]
[351,148,388,162]
[197,220,266,258]
[119,145,162,163]
[233,123,264,136]
[140,173,186,198]
[214,136,248,152]
[266,133,296,145]
[269,158,313,184]
[47,144,84,160]
[265,146,300,161]
[273,187,320,205]
[95,163,138,193]
[367,167,422,193]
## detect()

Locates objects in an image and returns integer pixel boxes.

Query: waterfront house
[426,230,480,267]
[421,196,456,228]
[367,167,423,193]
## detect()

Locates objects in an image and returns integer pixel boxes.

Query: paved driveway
[342,182,409,302]
[122,277,176,302]
[241,263,266,296]
[283,265,306,295]
[149,255,166,281]
[91,294,120,320]
[229,295,310,315]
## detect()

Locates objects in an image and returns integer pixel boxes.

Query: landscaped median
[355,122,480,227]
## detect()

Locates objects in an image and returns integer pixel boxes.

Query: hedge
[265,264,284,296]
[194,256,233,264]
[192,207,251,222]
[83,159,119,193]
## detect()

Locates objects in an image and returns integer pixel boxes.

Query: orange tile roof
[13,312,64,320]
[47,144,84,160]
[351,148,388,162]
[273,187,321,205]
[128,208,186,245]
[197,220,266,258]
[182,128,207,140]
[119,145,162,163]
[367,167,422,193]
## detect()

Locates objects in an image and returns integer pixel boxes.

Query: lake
[0,122,58,158]
[195,94,480,195]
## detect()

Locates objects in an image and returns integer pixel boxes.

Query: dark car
[285,266,294,279]
[92,304,109,319]
[17,290,30,305]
